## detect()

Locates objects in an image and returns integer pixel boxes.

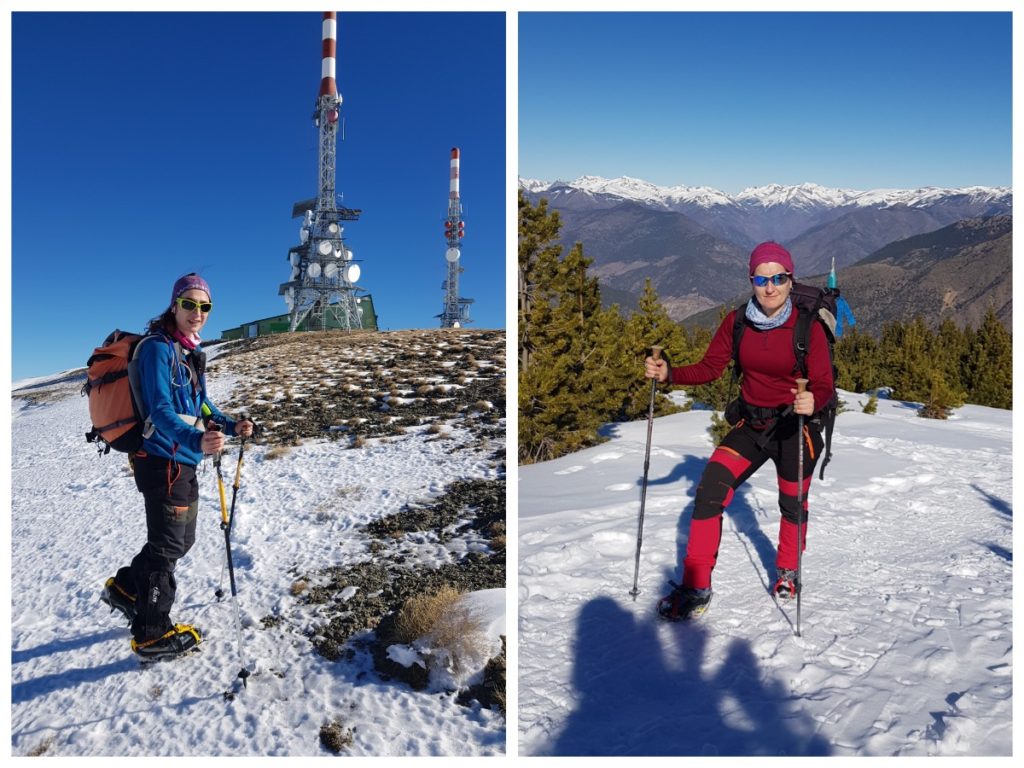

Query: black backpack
[731,283,840,478]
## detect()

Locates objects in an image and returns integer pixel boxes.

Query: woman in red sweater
[644,241,833,620]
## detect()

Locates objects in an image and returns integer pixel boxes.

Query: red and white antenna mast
[280,11,367,333]
[439,147,473,327]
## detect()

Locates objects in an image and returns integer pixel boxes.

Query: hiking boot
[773,568,800,600]
[100,577,137,625]
[131,624,202,662]
[657,583,713,621]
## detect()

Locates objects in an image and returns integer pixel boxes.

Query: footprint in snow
[554,465,585,475]
[605,483,634,492]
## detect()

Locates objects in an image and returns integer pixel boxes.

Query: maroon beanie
[749,242,794,276]
[170,273,211,305]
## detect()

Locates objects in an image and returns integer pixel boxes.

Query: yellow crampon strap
[131,624,201,651]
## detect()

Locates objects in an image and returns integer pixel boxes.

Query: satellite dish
[328,222,339,234]
[308,262,322,278]
[346,263,361,283]
[318,240,333,256]
[453,321,460,328]
[344,248,353,261]
[299,229,309,244]
[445,247,460,263]
[324,262,339,279]
[290,253,300,267]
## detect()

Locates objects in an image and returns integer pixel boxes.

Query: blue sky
[11,11,505,381]
[519,11,1011,192]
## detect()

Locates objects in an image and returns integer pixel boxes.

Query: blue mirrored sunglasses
[750,273,792,288]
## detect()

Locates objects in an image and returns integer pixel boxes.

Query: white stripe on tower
[320,12,337,97]
[450,147,460,199]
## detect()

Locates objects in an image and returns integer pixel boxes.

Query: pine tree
[622,279,689,421]
[518,191,562,374]
[919,370,965,419]
[584,305,635,423]
[965,307,1012,409]
[518,194,625,462]
[835,327,882,393]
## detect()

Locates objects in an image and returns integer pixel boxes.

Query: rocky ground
[208,328,507,710]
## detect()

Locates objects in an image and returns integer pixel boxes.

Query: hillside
[685,216,1012,335]
[10,328,507,756]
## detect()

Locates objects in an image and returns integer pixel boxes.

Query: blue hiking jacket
[134,332,236,466]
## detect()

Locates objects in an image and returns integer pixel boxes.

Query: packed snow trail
[518,392,1011,756]
[11,348,506,757]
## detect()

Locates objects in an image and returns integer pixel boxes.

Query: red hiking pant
[683,416,823,590]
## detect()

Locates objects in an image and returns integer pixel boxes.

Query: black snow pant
[115,452,199,642]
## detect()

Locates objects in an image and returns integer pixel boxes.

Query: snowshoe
[773,568,800,600]
[100,577,137,625]
[131,624,202,662]
[657,583,713,621]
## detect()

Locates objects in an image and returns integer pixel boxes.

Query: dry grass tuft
[393,585,463,644]
[290,580,309,596]
[393,586,488,677]
[319,718,354,753]
[264,445,291,460]
[27,737,55,756]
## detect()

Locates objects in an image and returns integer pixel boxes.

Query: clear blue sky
[11,11,505,381]
[519,11,1011,192]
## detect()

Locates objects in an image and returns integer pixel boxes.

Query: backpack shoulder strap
[126,334,160,438]
[731,304,747,379]
[792,306,814,378]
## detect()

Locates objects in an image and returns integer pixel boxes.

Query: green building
[220,295,378,340]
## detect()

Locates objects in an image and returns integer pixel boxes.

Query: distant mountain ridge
[520,175,1012,327]
[520,176,1010,214]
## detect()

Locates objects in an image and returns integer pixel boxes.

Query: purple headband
[170,273,211,305]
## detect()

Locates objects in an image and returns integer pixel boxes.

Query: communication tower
[438,147,473,328]
[279,11,366,332]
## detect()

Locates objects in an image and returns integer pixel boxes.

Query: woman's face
[172,288,211,337]
[752,260,793,317]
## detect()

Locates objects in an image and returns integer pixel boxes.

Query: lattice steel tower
[438,147,473,327]
[279,11,365,332]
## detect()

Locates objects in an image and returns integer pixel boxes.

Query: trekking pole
[224,436,251,687]
[210,423,251,688]
[794,378,808,638]
[630,345,662,601]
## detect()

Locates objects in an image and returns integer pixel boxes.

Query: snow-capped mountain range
[519,175,1011,324]
[519,175,1011,212]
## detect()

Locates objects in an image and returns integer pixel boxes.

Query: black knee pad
[693,460,738,520]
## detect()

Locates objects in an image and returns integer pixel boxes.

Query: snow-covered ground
[10,337,506,757]
[518,391,1011,756]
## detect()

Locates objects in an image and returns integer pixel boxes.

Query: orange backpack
[83,330,158,454]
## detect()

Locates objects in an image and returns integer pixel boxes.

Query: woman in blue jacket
[101,274,254,660]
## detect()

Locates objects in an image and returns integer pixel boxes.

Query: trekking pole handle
[795,378,808,393]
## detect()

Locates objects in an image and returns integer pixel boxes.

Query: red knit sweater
[670,308,834,412]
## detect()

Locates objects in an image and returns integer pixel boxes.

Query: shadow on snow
[548,596,832,756]
[545,453,830,756]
